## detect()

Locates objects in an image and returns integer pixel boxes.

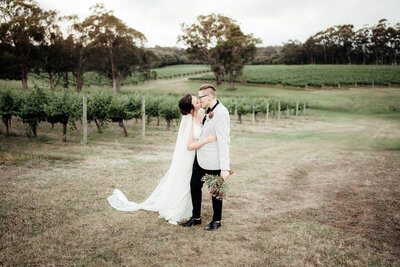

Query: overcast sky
[36,0,400,48]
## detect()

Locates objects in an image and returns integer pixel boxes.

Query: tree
[179,14,259,87]
[250,46,282,65]
[178,13,236,85]
[335,24,355,64]
[303,36,321,64]
[371,19,390,64]
[149,46,191,67]
[387,23,400,65]
[313,29,331,63]
[354,25,372,64]
[66,15,93,93]
[282,40,305,64]
[133,47,159,83]
[213,25,259,88]
[82,4,147,93]
[38,11,74,90]
[0,0,47,90]
[0,45,21,80]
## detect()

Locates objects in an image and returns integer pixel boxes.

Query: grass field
[1,74,400,265]
[152,64,210,78]
[0,65,211,89]
[2,64,399,91]
[121,77,400,114]
[190,65,400,87]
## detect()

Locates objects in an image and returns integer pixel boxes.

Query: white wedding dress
[107,114,201,225]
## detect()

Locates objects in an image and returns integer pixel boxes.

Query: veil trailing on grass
[107,114,195,224]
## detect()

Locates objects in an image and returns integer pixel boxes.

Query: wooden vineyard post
[266,100,269,122]
[303,101,306,115]
[142,97,146,137]
[278,101,281,120]
[82,93,87,145]
[296,101,299,116]
[234,100,238,126]
[252,100,255,126]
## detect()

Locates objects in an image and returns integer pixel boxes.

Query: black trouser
[191,155,222,221]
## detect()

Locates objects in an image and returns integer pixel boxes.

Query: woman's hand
[206,134,217,143]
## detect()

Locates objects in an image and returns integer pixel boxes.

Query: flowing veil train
[107,115,195,224]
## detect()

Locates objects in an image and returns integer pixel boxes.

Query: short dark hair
[178,94,194,115]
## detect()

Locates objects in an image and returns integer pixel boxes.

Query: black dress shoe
[180,217,201,227]
[204,220,221,231]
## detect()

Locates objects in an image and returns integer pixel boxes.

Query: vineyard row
[0,88,310,142]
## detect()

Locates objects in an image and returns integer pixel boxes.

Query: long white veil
[107,114,194,224]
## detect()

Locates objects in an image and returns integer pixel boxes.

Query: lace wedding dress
[107,114,201,225]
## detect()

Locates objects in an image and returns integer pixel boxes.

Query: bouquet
[201,170,233,200]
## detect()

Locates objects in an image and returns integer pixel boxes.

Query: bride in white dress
[107,94,217,225]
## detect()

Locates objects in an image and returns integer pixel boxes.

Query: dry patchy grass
[0,111,400,266]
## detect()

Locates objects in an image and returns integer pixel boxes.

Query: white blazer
[196,102,230,171]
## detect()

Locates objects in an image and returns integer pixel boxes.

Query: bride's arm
[187,113,216,151]
[187,123,216,151]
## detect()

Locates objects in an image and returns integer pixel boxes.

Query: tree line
[149,46,203,68]
[0,1,161,93]
[0,1,258,92]
[251,19,400,65]
[2,0,396,94]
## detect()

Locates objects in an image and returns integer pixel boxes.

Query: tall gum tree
[67,15,93,93]
[0,0,47,90]
[214,25,259,88]
[82,4,146,93]
[179,13,259,87]
[178,13,235,85]
[372,19,390,65]
[38,10,73,90]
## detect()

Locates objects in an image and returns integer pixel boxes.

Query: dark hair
[178,94,194,115]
